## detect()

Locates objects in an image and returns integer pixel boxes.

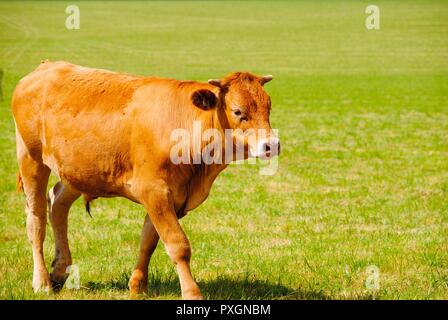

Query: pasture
[0,0,447,299]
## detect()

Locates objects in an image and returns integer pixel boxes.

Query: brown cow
[12,61,280,299]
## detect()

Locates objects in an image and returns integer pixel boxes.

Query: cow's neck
[184,107,229,212]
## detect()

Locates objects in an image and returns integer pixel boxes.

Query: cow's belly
[42,136,132,198]
[41,107,133,195]
[43,151,129,197]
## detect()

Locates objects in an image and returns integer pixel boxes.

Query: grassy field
[0,0,447,300]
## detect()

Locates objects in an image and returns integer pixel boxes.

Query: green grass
[0,0,447,300]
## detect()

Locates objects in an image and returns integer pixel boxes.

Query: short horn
[260,74,274,85]
[260,75,273,85]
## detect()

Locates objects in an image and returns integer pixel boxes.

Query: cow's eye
[232,108,247,122]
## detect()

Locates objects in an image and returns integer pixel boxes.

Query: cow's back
[12,61,143,118]
[12,61,149,196]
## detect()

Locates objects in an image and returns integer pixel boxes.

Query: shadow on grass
[85,272,329,300]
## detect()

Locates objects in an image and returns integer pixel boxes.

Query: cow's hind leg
[19,154,51,293]
[48,181,80,291]
[129,215,160,295]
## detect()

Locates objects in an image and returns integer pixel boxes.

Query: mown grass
[0,1,447,299]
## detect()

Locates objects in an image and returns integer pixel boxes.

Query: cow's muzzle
[253,137,280,160]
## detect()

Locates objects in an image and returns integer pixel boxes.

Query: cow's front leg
[129,215,159,295]
[136,182,202,300]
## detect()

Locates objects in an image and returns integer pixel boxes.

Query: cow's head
[205,72,280,160]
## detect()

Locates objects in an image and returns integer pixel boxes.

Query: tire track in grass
[0,16,39,71]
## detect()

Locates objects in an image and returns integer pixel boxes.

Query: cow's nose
[261,138,280,158]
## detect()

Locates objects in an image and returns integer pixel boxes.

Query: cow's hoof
[182,289,204,300]
[50,273,68,292]
[129,274,148,295]
[32,273,51,294]
[129,291,148,300]
[129,284,148,297]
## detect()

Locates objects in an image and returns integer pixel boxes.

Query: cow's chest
[181,165,227,214]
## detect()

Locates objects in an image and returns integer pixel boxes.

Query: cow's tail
[16,172,24,193]
[83,194,94,218]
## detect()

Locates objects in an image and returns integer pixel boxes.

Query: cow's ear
[191,89,218,110]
